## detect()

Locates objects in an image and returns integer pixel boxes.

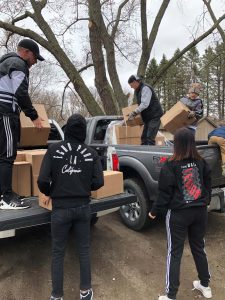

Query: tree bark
[137,0,170,76]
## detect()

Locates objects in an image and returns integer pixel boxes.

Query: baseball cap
[18,39,45,61]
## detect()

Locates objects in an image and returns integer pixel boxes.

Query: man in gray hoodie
[0,39,44,209]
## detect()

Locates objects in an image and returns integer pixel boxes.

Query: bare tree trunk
[88,0,117,115]
[98,0,129,111]
[137,0,170,76]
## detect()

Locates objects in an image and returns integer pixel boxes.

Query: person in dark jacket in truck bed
[128,75,163,145]
[38,114,104,300]
[0,39,44,210]
[149,127,212,300]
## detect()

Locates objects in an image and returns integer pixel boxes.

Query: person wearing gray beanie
[179,83,203,134]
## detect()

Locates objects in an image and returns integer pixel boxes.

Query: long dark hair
[170,127,202,161]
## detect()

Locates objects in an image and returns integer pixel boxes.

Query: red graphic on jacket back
[182,164,202,202]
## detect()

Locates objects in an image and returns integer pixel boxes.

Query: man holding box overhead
[128,75,163,145]
[0,39,44,210]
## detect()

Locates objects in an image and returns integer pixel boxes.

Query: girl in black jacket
[149,127,212,300]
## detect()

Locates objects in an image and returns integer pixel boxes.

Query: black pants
[51,204,91,298]
[0,114,20,195]
[165,207,210,299]
[141,118,161,145]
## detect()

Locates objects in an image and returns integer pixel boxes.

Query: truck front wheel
[119,178,151,231]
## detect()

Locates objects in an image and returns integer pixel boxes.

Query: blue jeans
[51,204,91,298]
[141,118,161,145]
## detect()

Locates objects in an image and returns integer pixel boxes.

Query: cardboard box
[115,125,143,139]
[117,137,141,145]
[24,150,47,196]
[39,192,52,210]
[91,171,124,199]
[15,152,25,162]
[12,162,31,196]
[122,104,143,126]
[19,104,51,147]
[155,136,166,146]
[160,101,196,134]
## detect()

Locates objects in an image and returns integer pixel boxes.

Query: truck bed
[0,193,136,232]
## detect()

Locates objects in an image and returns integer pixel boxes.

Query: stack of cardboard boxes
[113,104,166,146]
[12,103,124,210]
[13,103,50,197]
[13,150,47,197]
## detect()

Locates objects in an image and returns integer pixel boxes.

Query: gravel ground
[0,211,224,300]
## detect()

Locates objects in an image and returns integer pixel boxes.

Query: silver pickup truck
[84,116,225,231]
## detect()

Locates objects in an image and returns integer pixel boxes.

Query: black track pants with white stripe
[0,114,20,195]
[165,207,210,299]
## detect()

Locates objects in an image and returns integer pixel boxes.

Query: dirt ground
[0,211,225,300]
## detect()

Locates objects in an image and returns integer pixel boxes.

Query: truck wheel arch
[119,156,158,202]
[120,178,151,230]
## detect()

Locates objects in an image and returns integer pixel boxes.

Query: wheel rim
[121,187,141,222]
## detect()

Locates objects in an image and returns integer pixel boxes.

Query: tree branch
[78,63,94,73]
[12,11,33,24]
[202,0,225,43]
[111,0,129,39]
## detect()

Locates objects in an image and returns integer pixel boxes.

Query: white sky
[115,0,225,89]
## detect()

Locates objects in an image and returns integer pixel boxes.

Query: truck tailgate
[0,193,136,231]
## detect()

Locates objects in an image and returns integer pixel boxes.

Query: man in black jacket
[0,39,44,209]
[38,114,104,300]
[128,75,163,145]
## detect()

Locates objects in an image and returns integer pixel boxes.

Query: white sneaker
[193,280,212,298]
[158,296,175,300]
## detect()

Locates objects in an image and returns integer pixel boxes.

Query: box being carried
[19,104,50,147]
[122,104,144,126]
[160,101,196,134]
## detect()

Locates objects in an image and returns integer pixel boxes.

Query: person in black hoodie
[38,114,104,300]
[149,127,212,300]
[0,39,44,209]
[127,75,163,145]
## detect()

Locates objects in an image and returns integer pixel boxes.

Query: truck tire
[119,178,151,231]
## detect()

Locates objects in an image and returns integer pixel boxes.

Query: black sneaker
[50,296,63,300]
[0,193,30,210]
[80,288,93,300]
